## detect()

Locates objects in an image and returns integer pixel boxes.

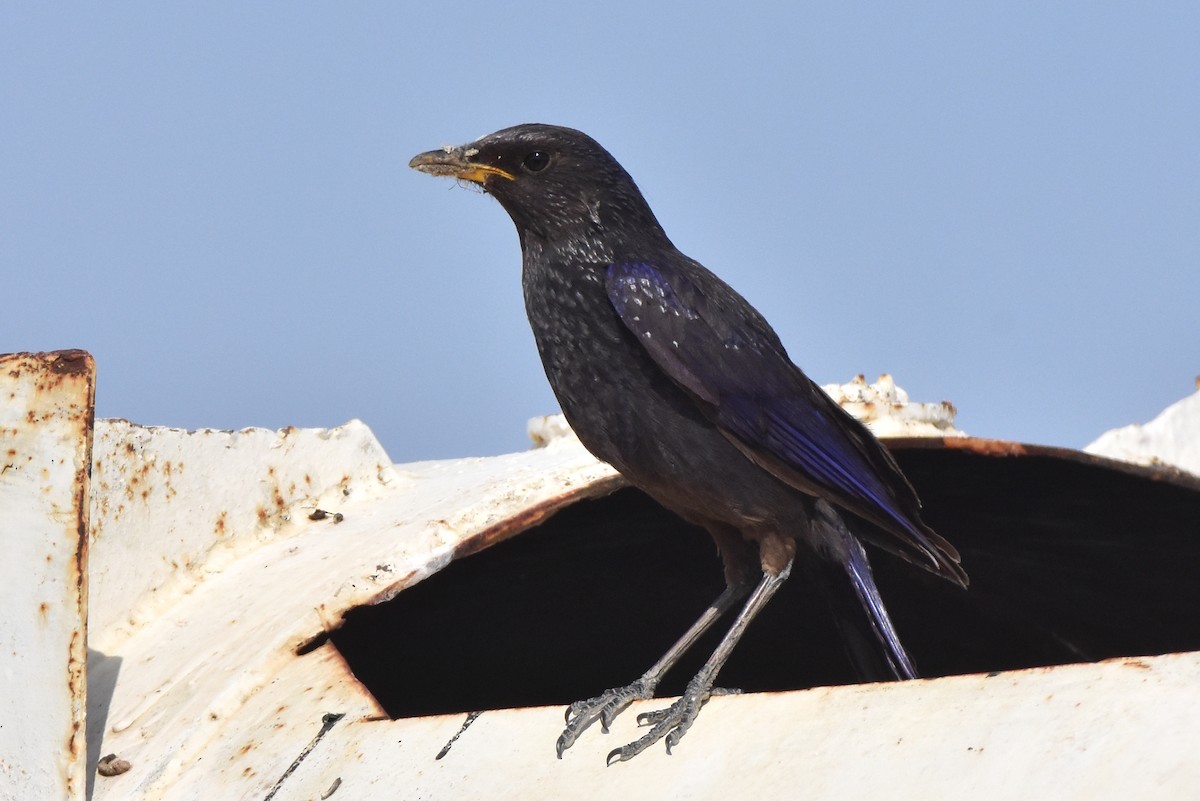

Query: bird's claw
[606,697,696,763]
[557,679,654,758]
[604,676,718,763]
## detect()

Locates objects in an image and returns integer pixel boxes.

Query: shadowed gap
[328,447,1200,718]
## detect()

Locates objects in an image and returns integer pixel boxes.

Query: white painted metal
[87,418,402,653]
[821,374,965,437]
[86,422,622,799]
[80,415,1200,800]
[6,359,1196,799]
[274,652,1200,800]
[1086,385,1200,477]
[0,351,94,801]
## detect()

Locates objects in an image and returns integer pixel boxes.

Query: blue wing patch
[606,261,957,573]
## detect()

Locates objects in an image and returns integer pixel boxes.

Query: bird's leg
[606,559,793,764]
[555,580,752,758]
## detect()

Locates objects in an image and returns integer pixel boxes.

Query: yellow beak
[408,147,516,184]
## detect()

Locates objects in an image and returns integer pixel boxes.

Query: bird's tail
[812,499,917,681]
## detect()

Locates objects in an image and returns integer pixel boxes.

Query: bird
[410,124,967,764]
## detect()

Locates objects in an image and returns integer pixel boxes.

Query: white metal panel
[88,418,401,652]
[0,351,94,801]
[821,373,965,437]
[68,383,1200,799]
[79,415,1200,801]
[1086,385,1200,477]
[86,425,622,800]
[270,652,1200,801]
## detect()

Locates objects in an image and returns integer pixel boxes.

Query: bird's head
[410,123,666,248]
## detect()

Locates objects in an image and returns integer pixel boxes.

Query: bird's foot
[556,678,655,758]
[633,686,740,725]
[604,674,723,765]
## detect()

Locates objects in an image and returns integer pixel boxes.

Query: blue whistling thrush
[410,124,967,764]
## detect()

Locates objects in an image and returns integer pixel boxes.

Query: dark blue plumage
[607,260,965,581]
[410,123,966,764]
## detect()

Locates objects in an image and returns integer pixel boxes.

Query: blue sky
[3,4,1197,463]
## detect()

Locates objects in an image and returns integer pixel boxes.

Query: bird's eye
[522,151,550,173]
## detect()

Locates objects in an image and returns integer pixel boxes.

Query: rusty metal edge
[354,473,630,612]
[1,349,96,800]
[886,435,1200,493]
[67,350,96,801]
[449,473,630,561]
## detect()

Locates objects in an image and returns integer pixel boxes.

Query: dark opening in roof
[328,441,1200,719]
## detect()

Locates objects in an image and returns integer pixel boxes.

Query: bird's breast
[519,248,809,535]
[521,255,641,409]
[522,252,718,482]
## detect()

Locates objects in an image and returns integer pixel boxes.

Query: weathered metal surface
[86,424,621,800]
[87,418,402,652]
[259,652,1200,800]
[1086,385,1200,477]
[892,434,1200,493]
[23,375,1186,800]
[0,350,95,801]
[77,415,1200,800]
[821,373,964,437]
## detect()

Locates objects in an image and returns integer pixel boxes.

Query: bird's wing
[606,260,965,585]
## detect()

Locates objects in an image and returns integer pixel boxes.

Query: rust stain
[315,645,390,718]
[887,435,1200,492]
[353,474,629,611]
[63,350,95,791]
[933,437,1030,457]
[49,349,92,376]
[1125,658,1152,671]
[295,631,332,656]
[452,473,627,562]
